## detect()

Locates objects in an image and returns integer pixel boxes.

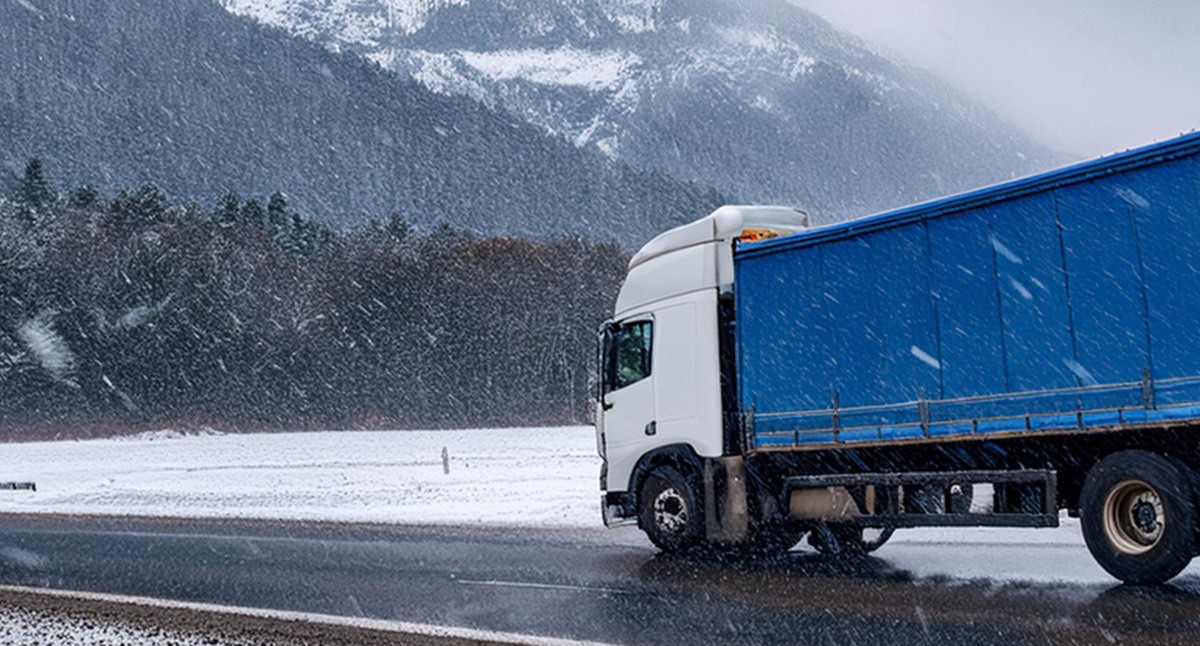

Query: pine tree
[386,212,411,246]
[279,212,308,254]
[427,220,474,249]
[19,158,55,211]
[68,185,101,210]
[129,184,168,224]
[277,212,334,256]
[240,197,265,230]
[108,184,168,232]
[267,191,289,237]
[215,190,240,228]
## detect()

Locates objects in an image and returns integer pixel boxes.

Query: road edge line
[0,584,616,646]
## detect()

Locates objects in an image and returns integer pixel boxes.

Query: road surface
[2,514,1200,644]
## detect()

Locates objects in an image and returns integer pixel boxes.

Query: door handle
[644,421,657,436]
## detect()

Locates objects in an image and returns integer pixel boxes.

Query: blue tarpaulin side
[735,132,1200,450]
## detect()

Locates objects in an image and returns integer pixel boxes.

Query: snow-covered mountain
[0,0,724,242]
[218,0,1055,221]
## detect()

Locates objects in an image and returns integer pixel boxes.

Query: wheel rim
[1103,479,1165,555]
[653,487,689,534]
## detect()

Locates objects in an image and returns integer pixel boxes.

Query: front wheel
[1080,451,1197,584]
[638,465,704,553]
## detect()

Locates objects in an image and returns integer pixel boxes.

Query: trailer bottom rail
[783,469,1057,529]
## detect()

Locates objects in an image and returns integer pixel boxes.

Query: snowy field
[0,427,602,527]
[0,425,1092,542]
[8,425,1200,584]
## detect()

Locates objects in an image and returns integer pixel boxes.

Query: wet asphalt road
[2,515,1200,645]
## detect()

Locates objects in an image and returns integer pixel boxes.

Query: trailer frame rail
[783,469,1057,529]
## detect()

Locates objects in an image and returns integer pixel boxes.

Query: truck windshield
[604,320,653,394]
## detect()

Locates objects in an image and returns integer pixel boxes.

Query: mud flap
[704,456,750,543]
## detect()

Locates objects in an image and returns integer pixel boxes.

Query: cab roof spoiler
[628,205,809,270]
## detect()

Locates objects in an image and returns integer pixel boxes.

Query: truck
[595,131,1200,584]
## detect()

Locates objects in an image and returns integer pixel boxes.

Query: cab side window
[607,321,652,393]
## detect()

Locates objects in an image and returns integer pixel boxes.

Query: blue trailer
[597,132,1200,583]
[735,132,1200,455]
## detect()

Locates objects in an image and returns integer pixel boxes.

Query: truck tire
[1160,455,1200,555]
[902,484,973,514]
[738,523,806,557]
[1080,451,1197,584]
[638,465,704,553]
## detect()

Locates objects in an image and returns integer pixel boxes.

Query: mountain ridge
[0,0,724,243]
[219,0,1057,222]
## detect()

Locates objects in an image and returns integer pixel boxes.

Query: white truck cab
[595,206,808,537]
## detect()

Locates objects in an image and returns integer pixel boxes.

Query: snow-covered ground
[0,605,243,646]
[0,584,576,646]
[0,425,1081,541]
[10,425,1198,584]
[0,427,601,526]
[0,425,1092,541]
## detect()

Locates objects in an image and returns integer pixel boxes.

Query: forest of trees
[0,160,629,439]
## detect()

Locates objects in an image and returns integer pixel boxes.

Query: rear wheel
[638,465,704,553]
[1080,451,1197,584]
[737,522,806,557]
[810,524,895,556]
[810,485,899,556]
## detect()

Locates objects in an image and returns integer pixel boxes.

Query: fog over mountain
[792,0,1200,158]
[221,0,1056,222]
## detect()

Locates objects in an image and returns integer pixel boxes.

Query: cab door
[600,319,657,466]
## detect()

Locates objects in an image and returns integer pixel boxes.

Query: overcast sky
[790,0,1200,159]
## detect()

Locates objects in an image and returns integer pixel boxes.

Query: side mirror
[595,320,615,403]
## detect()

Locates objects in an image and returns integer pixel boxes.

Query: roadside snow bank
[0,604,242,646]
[0,427,602,527]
